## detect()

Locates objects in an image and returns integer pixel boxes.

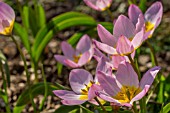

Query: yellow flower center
[73,54,82,63]
[0,20,14,35]
[113,86,141,103]
[79,81,94,100]
[145,21,155,38]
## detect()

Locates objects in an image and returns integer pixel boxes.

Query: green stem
[0,61,11,113]
[132,103,138,113]
[39,64,48,111]
[127,55,141,80]
[106,8,114,20]
[94,97,108,113]
[10,35,37,112]
[146,41,158,66]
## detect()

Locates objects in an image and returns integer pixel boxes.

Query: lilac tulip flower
[55,35,94,68]
[97,61,161,107]
[83,0,112,11]
[53,69,104,105]
[0,2,15,35]
[128,2,163,39]
[93,16,144,56]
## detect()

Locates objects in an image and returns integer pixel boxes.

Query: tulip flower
[83,0,112,11]
[128,2,163,39]
[93,15,144,56]
[53,69,104,105]
[54,34,94,68]
[97,61,161,107]
[0,2,15,35]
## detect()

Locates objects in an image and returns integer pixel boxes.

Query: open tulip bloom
[54,35,94,68]
[93,14,145,56]
[128,2,163,39]
[53,69,104,105]
[0,2,15,35]
[97,61,161,107]
[83,0,113,11]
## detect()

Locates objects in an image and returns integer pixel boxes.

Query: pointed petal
[76,34,92,53]
[128,4,143,26]
[130,85,150,104]
[93,39,117,55]
[114,15,135,38]
[135,14,145,33]
[116,36,134,56]
[144,2,163,25]
[131,27,144,49]
[69,69,93,94]
[110,55,126,70]
[97,24,117,47]
[97,71,120,96]
[88,84,103,100]
[61,41,75,58]
[96,91,120,104]
[54,55,78,68]
[53,90,83,100]
[78,48,94,66]
[139,66,161,89]
[61,100,86,105]
[93,48,108,62]
[116,62,139,87]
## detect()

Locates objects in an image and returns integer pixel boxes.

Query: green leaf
[162,103,170,113]
[22,6,30,29]
[157,75,165,103]
[13,82,59,113]
[79,105,93,113]
[14,22,31,53]
[139,0,147,12]
[54,105,79,113]
[33,15,96,63]
[36,4,46,29]
[0,51,10,87]
[33,12,90,52]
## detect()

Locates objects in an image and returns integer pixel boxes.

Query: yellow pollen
[113,86,141,103]
[0,20,14,35]
[79,81,93,100]
[145,21,155,32]
[73,54,82,63]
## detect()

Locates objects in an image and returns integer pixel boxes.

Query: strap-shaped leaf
[14,22,31,53]
[33,12,90,53]
[13,82,59,113]
[32,16,97,62]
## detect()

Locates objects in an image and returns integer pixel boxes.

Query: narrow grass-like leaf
[22,6,29,29]
[162,103,170,113]
[33,16,96,62]
[139,0,147,12]
[36,4,46,28]
[14,22,31,53]
[54,106,79,113]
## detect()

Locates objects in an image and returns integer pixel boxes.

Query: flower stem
[132,104,138,113]
[146,41,158,66]
[106,8,114,20]
[10,35,37,112]
[127,55,141,80]
[94,97,108,113]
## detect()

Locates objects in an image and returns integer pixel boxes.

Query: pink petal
[144,2,163,25]
[69,69,93,94]
[61,100,86,105]
[93,39,117,55]
[76,34,92,53]
[97,71,120,96]
[131,27,144,49]
[110,55,126,70]
[97,24,117,47]
[61,41,75,59]
[113,15,135,39]
[93,48,108,62]
[116,62,139,87]
[128,4,143,26]
[54,55,79,68]
[139,66,161,89]
[130,85,150,104]
[78,48,94,66]
[53,90,83,100]
[88,84,103,100]
[116,36,134,56]
[135,14,145,33]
